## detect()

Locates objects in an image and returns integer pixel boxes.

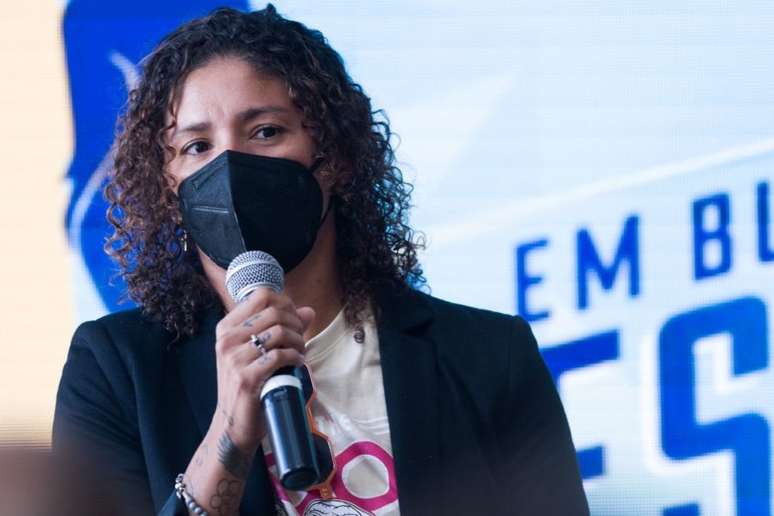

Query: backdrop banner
[63,2,774,514]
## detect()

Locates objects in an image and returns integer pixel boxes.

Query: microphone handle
[261,367,320,490]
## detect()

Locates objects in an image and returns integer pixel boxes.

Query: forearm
[182,416,259,516]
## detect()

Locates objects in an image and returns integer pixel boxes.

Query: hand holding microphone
[212,251,320,490]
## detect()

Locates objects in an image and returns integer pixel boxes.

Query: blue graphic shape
[663,503,700,516]
[576,214,640,310]
[63,0,248,311]
[758,181,774,262]
[542,330,620,479]
[659,297,770,516]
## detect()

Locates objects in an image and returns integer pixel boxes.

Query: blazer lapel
[178,307,220,438]
[177,306,276,515]
[376,287,443,516]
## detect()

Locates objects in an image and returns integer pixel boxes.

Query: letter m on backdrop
[576,214,640,310]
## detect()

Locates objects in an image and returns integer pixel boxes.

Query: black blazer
[53,286,588,515]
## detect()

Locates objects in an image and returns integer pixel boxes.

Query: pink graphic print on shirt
[265,440,398,515]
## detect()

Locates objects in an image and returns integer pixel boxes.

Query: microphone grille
[225,251,284,303]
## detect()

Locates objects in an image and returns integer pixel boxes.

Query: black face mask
[178,150,326,273]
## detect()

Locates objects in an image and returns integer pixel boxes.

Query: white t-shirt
[262,307,400,516]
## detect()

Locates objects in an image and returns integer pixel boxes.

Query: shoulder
[401,290,541,383]
[71,308,175,358]
[413,289,533,345]
[64,308,179,393]
[55,310,158,444]
[56,309,181,433]
[73,307,168,343]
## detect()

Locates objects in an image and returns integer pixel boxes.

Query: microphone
[225,251,319,490]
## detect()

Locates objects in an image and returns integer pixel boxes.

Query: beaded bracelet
[175,473,209,516]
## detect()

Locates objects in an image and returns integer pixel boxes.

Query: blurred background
[1,1,773,514]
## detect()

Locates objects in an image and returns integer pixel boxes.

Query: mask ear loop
[318,195,334,229]
[310,157,335,230]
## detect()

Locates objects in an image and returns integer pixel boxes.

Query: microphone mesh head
[225,251,284,303]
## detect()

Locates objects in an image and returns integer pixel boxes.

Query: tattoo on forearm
[217,432,251,479]
[242,313,262,327]
[209,478,241,516]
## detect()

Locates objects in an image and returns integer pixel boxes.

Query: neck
[203,211,343,341]
[284,215,343,340]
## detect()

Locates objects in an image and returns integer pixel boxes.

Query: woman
[53,5,588,515]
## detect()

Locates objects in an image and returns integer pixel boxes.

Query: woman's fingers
[240,348,305,393]
[229,325,306,366]
[216,289,294,338]
[241,306,304,336]
[216,304,304,353]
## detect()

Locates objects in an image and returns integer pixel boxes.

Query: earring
[181,230,189,253]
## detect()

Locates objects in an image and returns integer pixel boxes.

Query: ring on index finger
[250,333,267,357]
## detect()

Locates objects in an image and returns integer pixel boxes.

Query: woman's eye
[254,126,283,140]
[181,141,211,155]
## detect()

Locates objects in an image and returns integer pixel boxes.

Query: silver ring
[250,334,267,356]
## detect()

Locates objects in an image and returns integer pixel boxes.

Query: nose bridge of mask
[178,152,248,267]
[227,151,324,272]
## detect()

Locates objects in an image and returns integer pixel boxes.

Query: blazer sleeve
[52,320,167,515]
[499,316,590,515]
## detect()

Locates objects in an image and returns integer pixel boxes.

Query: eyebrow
[171,105,290,139]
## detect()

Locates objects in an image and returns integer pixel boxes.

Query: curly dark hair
[105,4,425,338]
